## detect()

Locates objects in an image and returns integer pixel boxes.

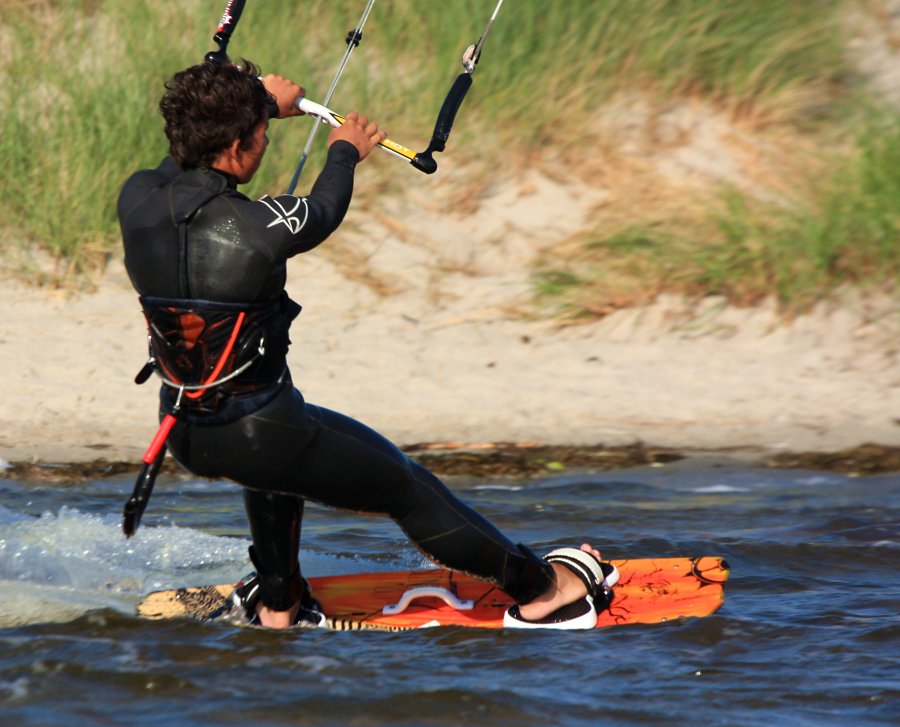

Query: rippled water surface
[0,458,897,726]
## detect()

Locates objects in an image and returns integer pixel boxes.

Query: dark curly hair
[159,60,273,169]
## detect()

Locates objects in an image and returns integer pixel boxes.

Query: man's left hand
[262,74,305,119]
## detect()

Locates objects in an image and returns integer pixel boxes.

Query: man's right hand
[328,112,387,161]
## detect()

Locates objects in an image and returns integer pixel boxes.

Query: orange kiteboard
[137,556,729,631]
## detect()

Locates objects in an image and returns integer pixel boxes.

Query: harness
[136,294,299,414]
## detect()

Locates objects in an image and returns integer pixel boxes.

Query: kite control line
[202,0,505,181]
[291,0,506,180]
[286,0,377,193]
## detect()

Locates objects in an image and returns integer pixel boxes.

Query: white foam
[871,540,898,548]
[0,506,248,627]
[0,504,394,627]
[472,483,524,491]
[0,676,30,701]
[690,484,750,494]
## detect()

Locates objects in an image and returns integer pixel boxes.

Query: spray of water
[0,505,248,627]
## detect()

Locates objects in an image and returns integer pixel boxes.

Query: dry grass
[529,89,891,318]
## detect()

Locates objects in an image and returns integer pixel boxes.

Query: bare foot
[517,543,602,621]
[256,600,300,629]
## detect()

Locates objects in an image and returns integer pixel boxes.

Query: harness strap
[155,355,259,393]
[182,310,246,399]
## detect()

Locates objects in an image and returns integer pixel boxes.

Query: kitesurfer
[118,60,617,630]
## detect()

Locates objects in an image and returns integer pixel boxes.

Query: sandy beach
[1,165,897,467]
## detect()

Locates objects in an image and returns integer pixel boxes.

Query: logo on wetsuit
[260,195,309,234]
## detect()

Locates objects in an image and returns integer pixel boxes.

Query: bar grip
[412,73,473,174]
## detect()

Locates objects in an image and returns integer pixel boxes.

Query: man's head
[159,60,273,171]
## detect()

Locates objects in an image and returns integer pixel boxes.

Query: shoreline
[5,442,899,484]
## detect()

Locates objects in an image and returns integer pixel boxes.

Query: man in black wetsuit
[118,60,616,629]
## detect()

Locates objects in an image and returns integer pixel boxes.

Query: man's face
[235,121,269,183]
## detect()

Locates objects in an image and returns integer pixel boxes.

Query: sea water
[0,459,897,726]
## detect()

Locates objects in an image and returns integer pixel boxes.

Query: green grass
[1,0,894,311]
[535,116,900,315]
[693,117,900,306]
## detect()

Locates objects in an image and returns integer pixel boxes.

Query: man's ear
[211,138,244,177]
[225,138,243,161]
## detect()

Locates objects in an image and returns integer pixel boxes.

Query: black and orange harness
[123,293,299,536]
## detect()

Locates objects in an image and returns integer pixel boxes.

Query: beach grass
[534,114,900,315]
[1,0,894,309]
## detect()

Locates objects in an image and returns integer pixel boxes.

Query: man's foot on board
[504,543,618,630]
[231,572,327,630]
[256,601,301,629]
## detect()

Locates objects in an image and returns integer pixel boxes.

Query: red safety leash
[123,312,247,537]
[123,414,176,537]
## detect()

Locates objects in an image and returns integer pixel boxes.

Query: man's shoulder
[119,159,240,225]
[118,158,180,212]
[123,156,179,187]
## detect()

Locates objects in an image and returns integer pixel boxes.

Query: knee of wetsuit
[249,545,307,611]
[503,543,556,605]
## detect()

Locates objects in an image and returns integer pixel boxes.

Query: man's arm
[247,107,387,258]
[250,140,359,258]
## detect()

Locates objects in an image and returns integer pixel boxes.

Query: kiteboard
[137,556,729,631]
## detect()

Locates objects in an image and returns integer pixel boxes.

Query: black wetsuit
[118,142,553,609]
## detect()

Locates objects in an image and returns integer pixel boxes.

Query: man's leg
[243,488,306,626]
[276,404,556,605]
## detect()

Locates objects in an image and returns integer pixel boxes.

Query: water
[0,459,897,726]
